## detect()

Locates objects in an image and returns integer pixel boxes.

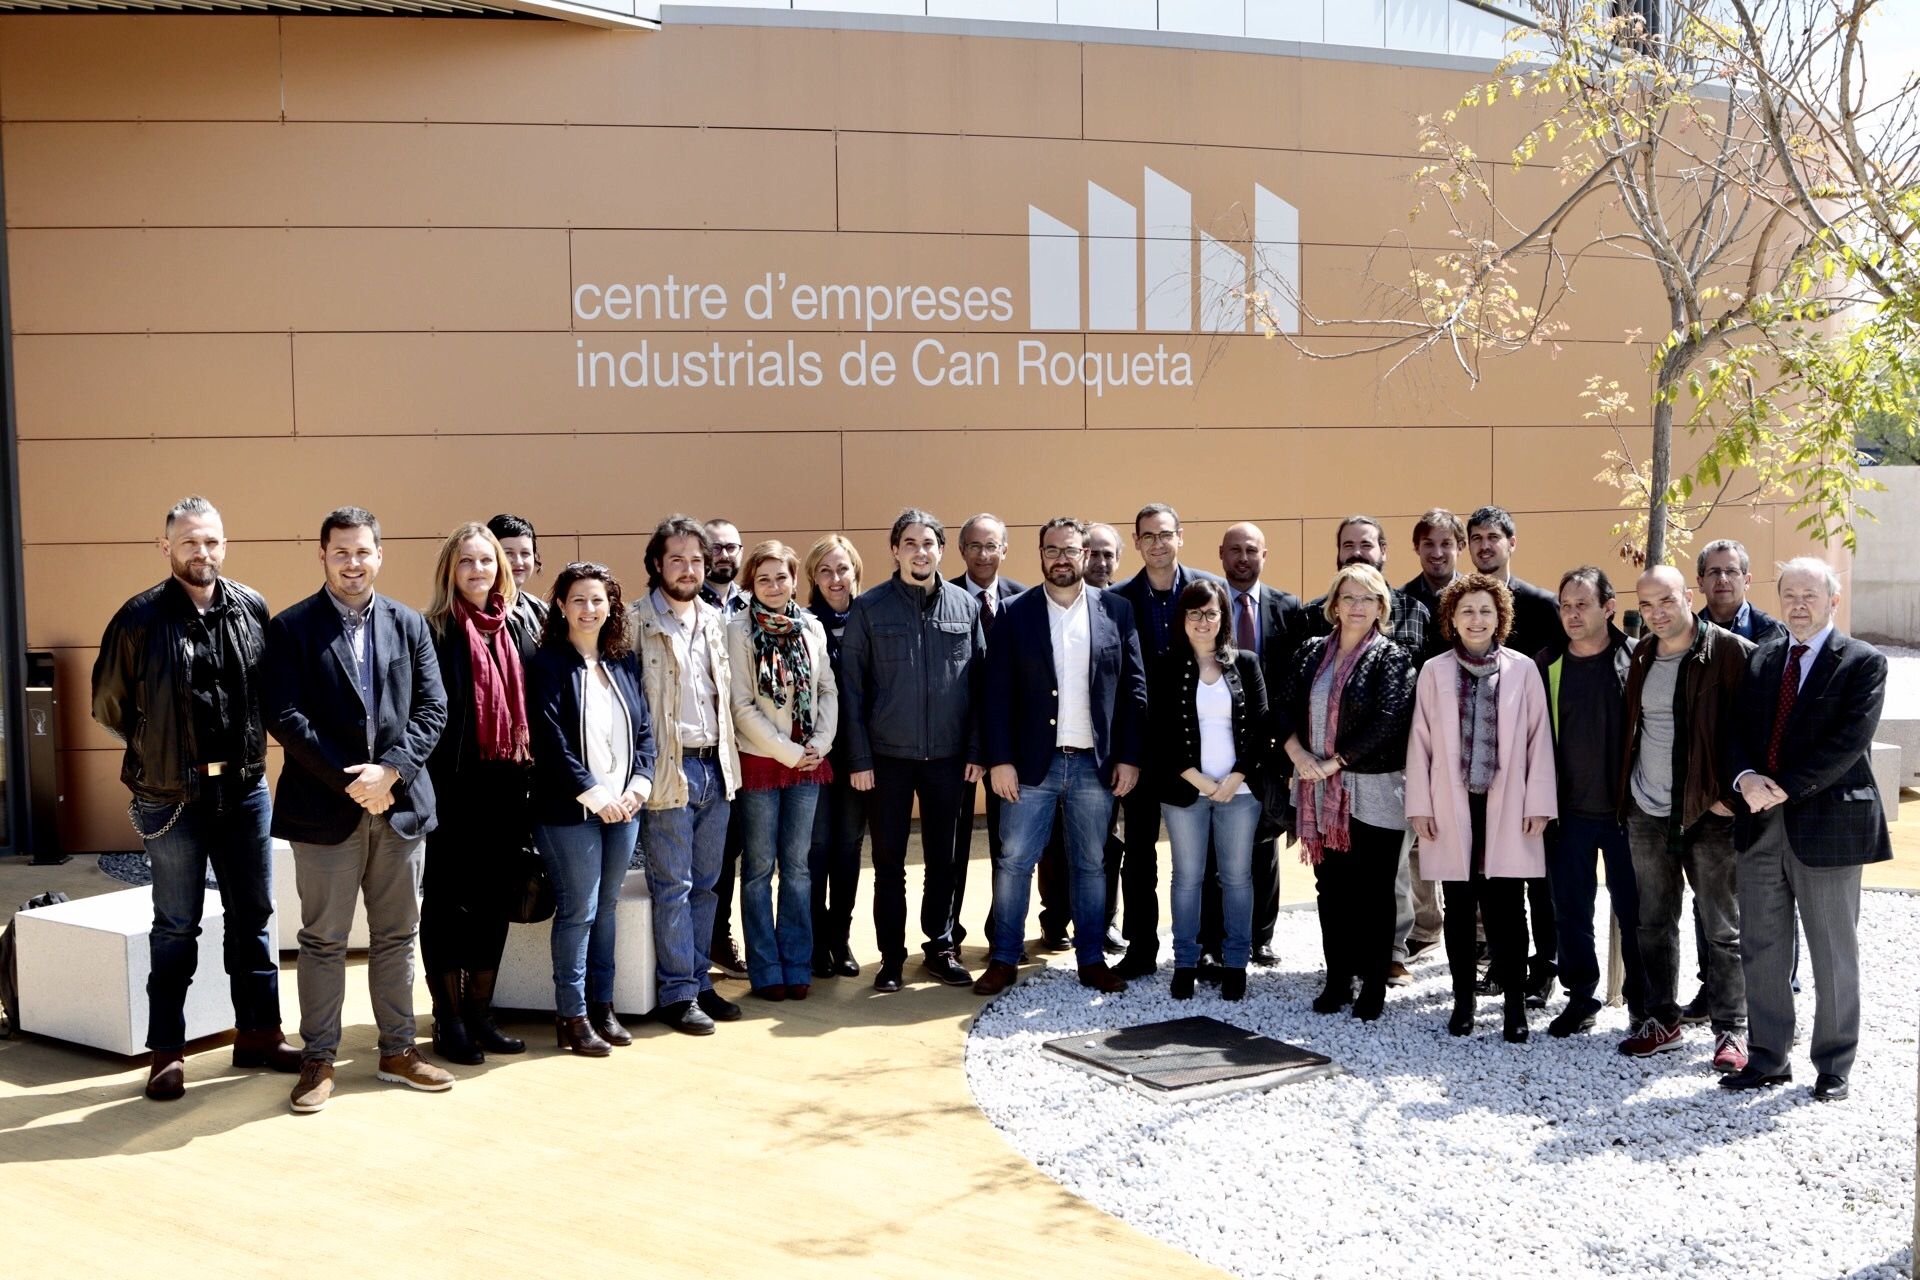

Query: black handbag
[503,845,555,925]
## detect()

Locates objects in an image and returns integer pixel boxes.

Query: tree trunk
[1647,375,1675,567]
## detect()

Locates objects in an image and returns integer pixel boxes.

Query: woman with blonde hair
[803,533,868,977]
[1278,562,1415,1023]
[422,522,540,1065]
[729,540,839,1000]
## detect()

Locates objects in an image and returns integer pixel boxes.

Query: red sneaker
[1617,1017,1684,1058]
[1712,1031,1749,1074]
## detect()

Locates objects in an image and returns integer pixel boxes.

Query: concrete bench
[494,874,656,1018]
[1871,741,1904,822]
[12,886,261,1056]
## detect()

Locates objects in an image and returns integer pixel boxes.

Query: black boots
[587,1001,632,1047]
[1503,987,1530,1044]
[430,972,484,1065]
[1449,978,1476,1036]
[463,969,525,1055]
[1312,974,1354,1014]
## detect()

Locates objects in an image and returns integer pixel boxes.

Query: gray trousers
[1737,809,1863,1078]
[293,812,425,1063]
[1391,832,1445,961]
[1626,803,1745,1032]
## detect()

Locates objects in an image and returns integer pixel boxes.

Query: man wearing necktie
[952,514,1027,931]
[1721,558,1892,1102]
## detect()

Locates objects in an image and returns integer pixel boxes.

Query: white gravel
[966,893,1920,1280]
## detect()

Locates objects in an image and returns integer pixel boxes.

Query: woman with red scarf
[1278,563,1415,1023]
[423,522,542,1065]
[728,540,838,1002]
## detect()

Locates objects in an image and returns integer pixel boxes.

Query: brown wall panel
[11,333,293,439]
[0,16,282,122]
[1082,42,1302,151]
[3,122,837,232]
[8,227,570,335]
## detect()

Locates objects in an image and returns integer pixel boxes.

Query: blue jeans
[1164,790,1261,969]
[138,779,279,1050]
[643,756,732,1005]
[1548,813,1647,1015]
[989,750,1116,969]
[738,781,821,988]
[534,817,638,1018]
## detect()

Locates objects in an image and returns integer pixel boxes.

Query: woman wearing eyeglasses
[1148,578,1269,1001]
[1279,562,1416,1022]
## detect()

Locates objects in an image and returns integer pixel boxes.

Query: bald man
[1615,564,1754,1074]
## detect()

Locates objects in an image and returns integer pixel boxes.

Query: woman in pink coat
[1405,573,1557,1043]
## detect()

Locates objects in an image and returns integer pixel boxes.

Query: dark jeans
[1311,818,1401,988]
[711,801,744,953]
[1442,792,1528,996]
[1526,875,1557,983]
[866,753,968,966]
[1626,803,1745,1032]
[1201,811,1283,953]
[1117,784,1164,961]
[138,778,278,1051]
[1547,813,1647,1015]
[808,767,868,954]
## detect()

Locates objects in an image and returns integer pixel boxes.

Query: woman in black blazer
[1149,579,1268,1001]
[422,522,541,1066]
[526,562,657,1057]
[1279,563,1416,1023]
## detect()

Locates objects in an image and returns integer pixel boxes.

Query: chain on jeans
[128,798,186,841]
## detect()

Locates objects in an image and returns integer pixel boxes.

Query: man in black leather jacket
[91,495,299,1101]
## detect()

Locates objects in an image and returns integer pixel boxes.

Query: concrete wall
[1855,466,1920,645]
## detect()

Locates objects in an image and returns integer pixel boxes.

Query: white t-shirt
[1195,672,1247,796]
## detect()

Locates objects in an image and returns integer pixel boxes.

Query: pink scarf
[457,593,531,763]
[1295,631,1376,865]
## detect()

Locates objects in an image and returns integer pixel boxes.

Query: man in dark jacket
[1722,558,1892,1101]
[973,517,1145,997]
[1615,565,1753,1072]
[1534,566,1645,1038]
[951,512,1027,903]
[1695,538,1787,644]
[840,508,986,993]
[91,495,299,1101]
[265,506,450,1113]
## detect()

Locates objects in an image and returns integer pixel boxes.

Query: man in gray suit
[1721,558,1893,1101]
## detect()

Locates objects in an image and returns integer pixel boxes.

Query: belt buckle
[203,761,227,777]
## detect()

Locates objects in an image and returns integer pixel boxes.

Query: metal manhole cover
[1040,1016,1338,1101]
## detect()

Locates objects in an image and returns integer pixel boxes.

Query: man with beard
[92,496,300,1101]
[840,508,986,992]
[1404,507,1464,623]
[973,517,1143,996]
[634,515,744,1034]
[700,516,751,979]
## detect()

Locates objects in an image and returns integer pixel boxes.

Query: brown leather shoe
[1077,963,1127,994]
[233,1027,302,1073]
[587,1001,632,1047]
[972,961,1020,996]
[289,1060,334,1114]
[786,984,810,1001]
[555,1015,612,1057]
[145,1051,186,1101]
[375,1047,455,1091]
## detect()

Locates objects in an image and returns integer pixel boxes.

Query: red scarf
[457,593,530,763]
[1295,631,1376,865]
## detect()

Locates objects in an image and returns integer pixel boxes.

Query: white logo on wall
[572,167,1299,396]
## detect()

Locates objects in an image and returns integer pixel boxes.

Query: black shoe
[1812,1073,1849,1102]
[1525,972,1558,1010]
[1041,930,1073,953]
[1547,1003,1599,1038]
[1102,926,1127,956]
[1405,935,1441,962]
[923,950,973,987]
[1111,950,1158,980]
[1196,953,1225,985]
[1250,943,1279,967]
[832,945,861,978]
[1171,968,1197,1000]
[1719,1065,1792,1091]
[1475,974,1503,996]
[873,964,904,993]
[1448,995,1474,1037]
[1679,985,1711,1025]
[656,1000,716,1036]
[1220,968,1247,1002]
[462,970,525,1055]
[710,937,749,981]
[1351,982,1385,1022]
[428,972,484,1065]
[812,947,835,979]
[696,988,742,1022]
[1312,977,1353,1015]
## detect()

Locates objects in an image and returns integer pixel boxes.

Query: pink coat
[1403,648,1558,881]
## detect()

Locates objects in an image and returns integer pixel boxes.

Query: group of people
[90,495,1893,1115]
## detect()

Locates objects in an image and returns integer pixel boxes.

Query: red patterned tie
[1235,590,1258,653]
[1766,643,1810,774]
[980,589,997,635]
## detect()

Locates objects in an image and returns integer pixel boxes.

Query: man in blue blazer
[264,506,450,1113]
[1722,557,1893,1102]
[973,517,1146,996]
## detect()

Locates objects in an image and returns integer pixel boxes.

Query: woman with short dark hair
[1150,578,1268,1001]
[526,562,657,1056]
[1406,572,1557,1043]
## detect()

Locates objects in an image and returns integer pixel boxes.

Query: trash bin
[25,650,68,866]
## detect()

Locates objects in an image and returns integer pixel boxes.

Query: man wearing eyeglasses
[1110,503,1224,980]
[1695,540,1786,644]
[952,513,1028,933]
[698,517,753,981]
[973,517,1145,996]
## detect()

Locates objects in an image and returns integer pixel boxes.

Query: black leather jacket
[1277,634,1416,775]
[91,577,270,803]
